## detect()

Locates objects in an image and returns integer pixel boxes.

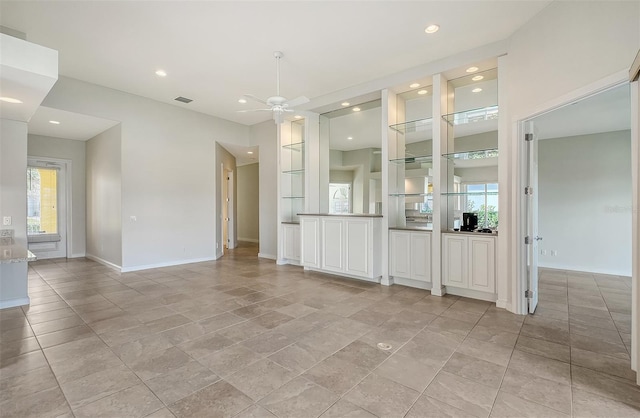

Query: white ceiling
[29,107,119,141]
[0,0,551,128]
[533,84,631,140]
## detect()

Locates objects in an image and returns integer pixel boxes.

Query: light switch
[2,216,11,226]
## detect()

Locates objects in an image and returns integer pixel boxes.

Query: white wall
[0,120,28,247]
[538,131,631,275]
[27,134,86,257]
[249,120,277,259]
[42,76,250,270]
[502,0,640,313]
[237,163,259,242]
[86,125,122,268]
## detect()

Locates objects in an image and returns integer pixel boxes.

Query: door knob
[535,236,543,241]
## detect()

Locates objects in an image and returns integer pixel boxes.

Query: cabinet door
[389,231,411,279]
[300,218,319,268]
[345,219,370,277]
[443,235,467,288]
[468,237,496,293]
[282,224,300,261]
[410,232,431,282]
[321,219,344,273]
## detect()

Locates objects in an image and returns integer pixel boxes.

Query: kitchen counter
[443,230,498,236]
[298,213,383,218]
[389,226,433,232]
[0,241,36,264]
[0,239,34,309]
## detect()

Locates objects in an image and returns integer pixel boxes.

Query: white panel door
[345,219,370,276]
[322,219,343,272]
[282,224,300,261]
[468,237,496,293]
[411,232,431,283]
[300,217,320,268]
[389,231,411,279]
[443,235,467,288]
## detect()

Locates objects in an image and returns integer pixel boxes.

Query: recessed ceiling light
[424,24,440,34]
[247,151,253,154]
[417,90,428,95]
[472,75,484,81]
[294,115,302,119]
[155,70,167,77]
[49,120,60,125]
[347,137,353,140]
[410,83,420,88]
[352,107,361,112]
[472,88,483,93]
[0,97,22,104]
[341,102,350,107]
[466,66,479,73]
[238,98,247,104]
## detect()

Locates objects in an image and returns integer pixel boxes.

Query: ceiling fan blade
[285,96,310,108]
[244,94,268,105]
[283,108,295,112]
[237,108,272,113]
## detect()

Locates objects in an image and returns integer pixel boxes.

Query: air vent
[175,96,193,104]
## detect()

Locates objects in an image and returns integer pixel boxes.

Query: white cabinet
[389,230,431,285]
[300,215,382,282]
[443,233,496,296]
[282,223,301,263]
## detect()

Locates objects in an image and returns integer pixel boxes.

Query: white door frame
[513,70,630,316]
[227,170,236,250]
[27,156,73,259]
[629,50,639,382]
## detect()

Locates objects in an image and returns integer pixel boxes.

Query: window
[329,183,351,214]
[463,182,498,228]
[27,167,59,236]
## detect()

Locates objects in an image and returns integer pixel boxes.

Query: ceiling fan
[238,51,309,124]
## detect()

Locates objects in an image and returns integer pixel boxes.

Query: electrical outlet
[2,216,11,226]
[540,249,547,256]
[551,250,558,256]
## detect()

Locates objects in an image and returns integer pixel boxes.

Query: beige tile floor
[1,243,638,417]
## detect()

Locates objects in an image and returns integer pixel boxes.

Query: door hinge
[525,236,530,244]
[525,133,534,142]
[525,186,533,195]
[525,290,534,299]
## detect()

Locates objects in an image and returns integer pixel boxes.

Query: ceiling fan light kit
[239,51,309,124]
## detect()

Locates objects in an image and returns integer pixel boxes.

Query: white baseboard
[86,254,122,272]
[238,237,259,243]
[70,252,86,258]
[120,257,216,273]
[0,297,30,309]
[392,277,431,290]
[258,253,276,260]
[445,286,497,302]
[538,262,631,277]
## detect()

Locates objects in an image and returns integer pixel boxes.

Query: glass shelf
[389,193,433,197]
[389,117,433,134]
[281,169,305,175]
[442,148,498,160]
[389,155,433,165]
[282,141,304,151]
[441,192,499,196]
[442,106,498,126]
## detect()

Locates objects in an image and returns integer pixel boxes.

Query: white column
[629,52,639,380]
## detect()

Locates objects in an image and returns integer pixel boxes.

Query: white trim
[445,286,497,302]
[258,252,277,260]
[538,263,631,277]
[69,252,86,258]
[238,237,259,243]
[120,257,216,273]
[86,253,121,272]
[392,277,430,290]
[0,297,30,309]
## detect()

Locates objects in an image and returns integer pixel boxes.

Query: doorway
[27,157,71,259]
[222,168,235,252]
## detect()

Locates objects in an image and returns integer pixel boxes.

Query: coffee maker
[461,212,478,231]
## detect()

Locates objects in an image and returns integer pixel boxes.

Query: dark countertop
[298,213,383,218]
